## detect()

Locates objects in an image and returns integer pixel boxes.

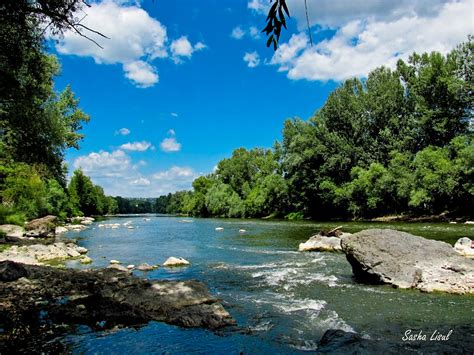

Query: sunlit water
[62,216,474,353]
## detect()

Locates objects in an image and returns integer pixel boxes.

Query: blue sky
[50,0,473,197]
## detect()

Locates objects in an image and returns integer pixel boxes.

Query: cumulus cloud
[243,51,260,68]
[231,26,245,39]
[54,0,205,87]
[130,177,151,186]
[248,0,267,13]
[153,166,196,180]
[123,61,159,88]
[116,127,131,135]
[170,36,206,63]
[170,112,179,117]
[230,25,261,40]
[120,141,153,151]
[74,150,132,178]
[160,138,181,152]
[159,129,181,152]
[270,0,472,81]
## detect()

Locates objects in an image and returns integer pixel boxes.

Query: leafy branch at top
[262,0,290,50]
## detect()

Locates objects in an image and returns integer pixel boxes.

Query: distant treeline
[155,39,474,220]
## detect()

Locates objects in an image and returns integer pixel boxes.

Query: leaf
[266,2,278,21]
[282,0,290,17]
[279,7,287,29]
[266,35,274,48]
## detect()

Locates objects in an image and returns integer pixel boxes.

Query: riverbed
[62,217,474,353]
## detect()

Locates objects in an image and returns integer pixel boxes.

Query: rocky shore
[0,261,235,353]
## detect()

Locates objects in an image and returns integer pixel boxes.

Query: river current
[62,216,474,353]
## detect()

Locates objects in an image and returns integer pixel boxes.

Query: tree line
[157,38,473,220]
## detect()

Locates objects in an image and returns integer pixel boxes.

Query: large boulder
[25,215,57,238]
[454,237,474,258]
[0,260,27,282]
[341,229,474,294]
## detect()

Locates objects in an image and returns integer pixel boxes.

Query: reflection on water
[63,216,474,353]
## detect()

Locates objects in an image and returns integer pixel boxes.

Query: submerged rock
[454,237,474,258]
[341,229,474,294]
[163,257,190,267]
[137,262,155,271]
[0,262,235,351]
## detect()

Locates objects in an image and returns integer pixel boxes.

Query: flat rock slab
[0,261,234,351]
[341,229,474,294]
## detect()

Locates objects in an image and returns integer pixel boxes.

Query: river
[62,216,474,353]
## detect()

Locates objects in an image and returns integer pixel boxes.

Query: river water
[62,216,474,353]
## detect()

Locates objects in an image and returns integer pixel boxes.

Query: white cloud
[153,166,195,180]
[270,0,472,81]
[55,0,166,87]
[170,112,179,117]
[230,25,261,40]
[170,36,206,63]
[167,129,176,136]
[231,26,245,39]
[130,177,151,186]
[243,51,260,68]
[123,60,159,88]
[120,141,152,151]
[248,0,268,13]
[54,1,205,87]
[284,0,450,29]
[116,127,131,136]
[249,26,261,39]
[74,150,131,178]
[160,137,181,152]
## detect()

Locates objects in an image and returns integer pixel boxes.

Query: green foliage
[148,39,473,220]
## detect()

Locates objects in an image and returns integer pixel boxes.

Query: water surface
[63,217,474,353]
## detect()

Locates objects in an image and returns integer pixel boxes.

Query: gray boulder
[137,262,155,271]
[341,229,474,294]
[299,235,343,252]
[25,215,57,238]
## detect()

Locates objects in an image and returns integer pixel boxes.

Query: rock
[454,237,474,258]
[299,235,343,252]
[341,229,474,294]
[137,262,154,271]
[0,224,25,240]
[0,242,90,265]
[0,260,27,282]
[66,247,81,258]
[65,224,87,231]
[163,257,190,267]
[55,226,68,235]
[215,227,224,231]
[0,262,234,353]
[80,256,93,264]
[110,259,121,264]
[76,246,88,254]
[107,264,129,272]
[25,215,57,238]
[239,229,246,233]
[127,264,135,270]
[465,221,474,224]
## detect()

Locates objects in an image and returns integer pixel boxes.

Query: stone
[127,264,135,270]
[65,224,87,231]
[55,226,68,235]
[215,227,224,231]
[0,260,27,282]
[454,237,474,258]
[239,229,246,233]
[25,215,57,238]
[341,229,474,294]
[107,264,129,272]
[80,256,92,264]
[0,224,25,240]
[76,246,88,254]
[110,259,120,264]
[137,262,154,271]
[163,257,190,267]
[299,235,343,252]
